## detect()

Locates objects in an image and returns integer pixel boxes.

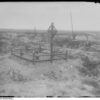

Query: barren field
[0,52,100,97]
[0,31,100,97]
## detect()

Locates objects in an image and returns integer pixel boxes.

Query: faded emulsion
[0,2,100,98]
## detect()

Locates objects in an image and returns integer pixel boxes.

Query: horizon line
[0,28,100,32]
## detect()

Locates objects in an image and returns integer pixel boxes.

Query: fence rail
[11,45,100,64]
[12,53,66,63]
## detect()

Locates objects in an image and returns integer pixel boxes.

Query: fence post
[48,22,57,63]
[20,48,24,57]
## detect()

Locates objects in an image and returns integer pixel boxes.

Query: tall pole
[70,11,75,40]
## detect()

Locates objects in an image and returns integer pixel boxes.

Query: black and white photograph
[0,2,100,97]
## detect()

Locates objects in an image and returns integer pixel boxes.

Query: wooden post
[32,51,35,64]
[84,35,89,50]
[50,35,53,63]
[65,49,68,60]
[11,47,13,55]
[70,11,76,40]
[48,22,57,63]
[20,48,24,57]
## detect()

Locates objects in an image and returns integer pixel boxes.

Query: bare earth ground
[0,53,100,97]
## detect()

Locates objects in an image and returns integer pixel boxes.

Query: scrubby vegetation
[78,55,100,77]
[1,31,100,97]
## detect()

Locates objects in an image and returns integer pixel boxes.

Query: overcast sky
[0,2,100,31]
